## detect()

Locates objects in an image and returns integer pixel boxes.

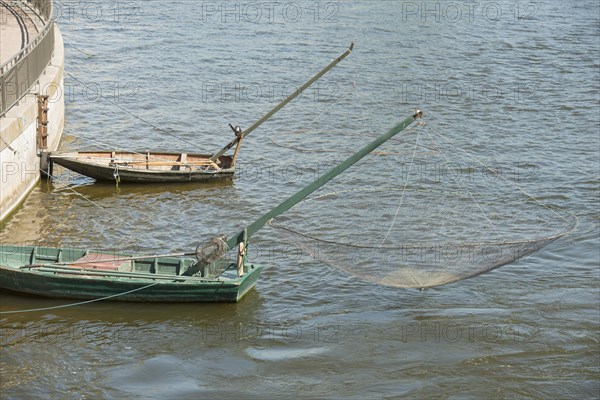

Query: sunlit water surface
[1,1,598,398]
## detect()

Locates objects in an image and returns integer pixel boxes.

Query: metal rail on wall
[0,0,55,116]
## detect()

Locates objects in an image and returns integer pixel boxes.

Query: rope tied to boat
[113,164,120,187]
[0,282,161,314]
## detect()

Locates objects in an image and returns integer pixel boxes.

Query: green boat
[0,246,261,302]
[0,111,423,302]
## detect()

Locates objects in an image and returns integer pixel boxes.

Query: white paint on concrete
[0,25,64,222]
[0,119,39,220]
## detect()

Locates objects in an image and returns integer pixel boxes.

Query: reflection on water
[1,0,599,398]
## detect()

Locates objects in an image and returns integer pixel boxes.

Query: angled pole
[183,110,423,277]
[209,43,354,162]
[226,110,423,249]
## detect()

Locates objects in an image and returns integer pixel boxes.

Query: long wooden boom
[182,111,423,276]
[209,43,354,162]
[226,110,423,249]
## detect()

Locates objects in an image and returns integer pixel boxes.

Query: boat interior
[0,246,238,279]
[59,152,234,171]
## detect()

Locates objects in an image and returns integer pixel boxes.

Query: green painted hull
[0,246,261,302]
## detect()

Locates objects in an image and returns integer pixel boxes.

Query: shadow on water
[0,172,246,245]
[0,288,264,326]
[0,290,267,397]
[44,170,236,201]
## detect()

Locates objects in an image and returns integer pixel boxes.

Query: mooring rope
[40,169,136,230]
[62,36,96,57]
[0,282,160,314]
[39,169,192,255]
[67,73,204,152]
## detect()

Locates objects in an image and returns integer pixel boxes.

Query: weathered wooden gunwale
[50,151,235,183]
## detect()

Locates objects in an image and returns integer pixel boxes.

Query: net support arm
[226,110,424,250]
[209,43,355,162]
[181,110,423,277]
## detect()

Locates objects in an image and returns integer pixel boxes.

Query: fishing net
[182,234,230,276]
[195,234,229,265]
[268,122,576,289]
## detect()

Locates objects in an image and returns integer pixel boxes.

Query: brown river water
[1,1,598,398]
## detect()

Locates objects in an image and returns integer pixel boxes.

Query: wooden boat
[0,110,423,303]
[50,151,235,183]
[50,44,354,183]
[0,246,260,302]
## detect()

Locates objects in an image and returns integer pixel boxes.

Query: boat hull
[0,246,261,303]
[51,152,235,183]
